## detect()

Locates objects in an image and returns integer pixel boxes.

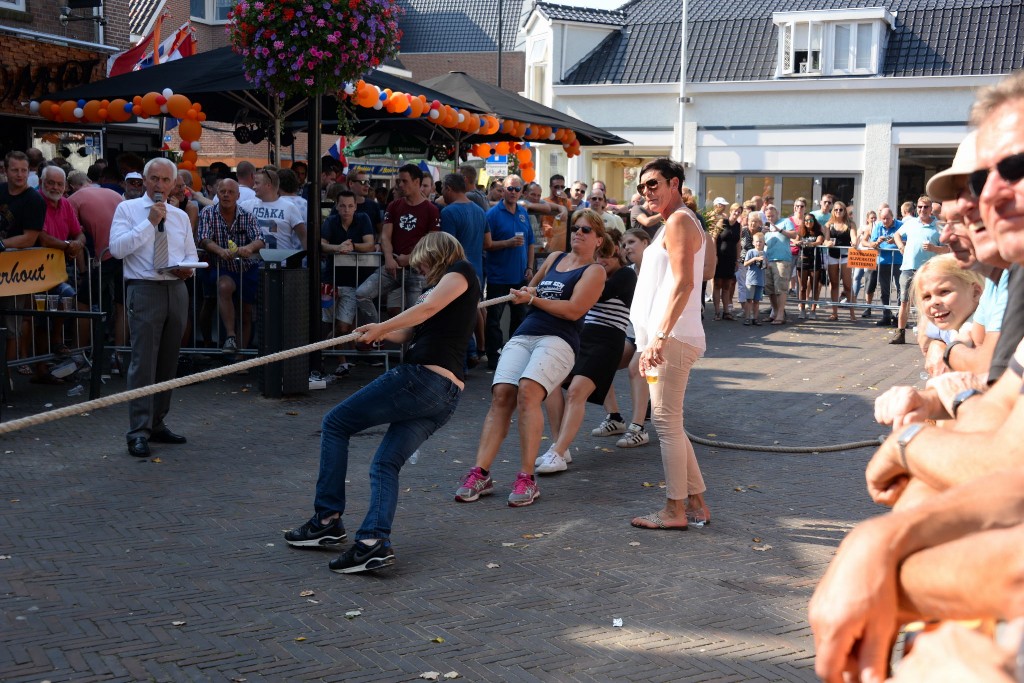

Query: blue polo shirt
[974,269,1010,332]
[764,230,792,262]
[871,220,903,266]
[485,202,534,284]
[896,218,943,271]
[441,201,487,285]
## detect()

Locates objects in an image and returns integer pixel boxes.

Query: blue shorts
[203,266,260,304]
[749,285,764,302]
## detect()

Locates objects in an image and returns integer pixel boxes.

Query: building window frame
[0,0,27,13]
[190,0,232,24]
[774,8,893,78]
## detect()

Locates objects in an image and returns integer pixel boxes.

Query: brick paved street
[1,311,925,682]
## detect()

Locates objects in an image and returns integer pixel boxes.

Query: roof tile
[396,0,527,53]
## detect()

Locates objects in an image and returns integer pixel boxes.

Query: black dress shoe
[127,437,151,457]
[150,428,187,444]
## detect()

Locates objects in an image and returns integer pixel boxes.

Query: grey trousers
[125,279,188,440]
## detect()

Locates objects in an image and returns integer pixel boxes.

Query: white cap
[926,131,977,202]
[125,171,143,180]
[713,196,728,206]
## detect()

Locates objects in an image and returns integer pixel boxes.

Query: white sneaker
[616,424,650,448]
[535,448,569,474]
[591,417,626,437]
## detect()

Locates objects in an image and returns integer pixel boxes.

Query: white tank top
[629,208,706,354]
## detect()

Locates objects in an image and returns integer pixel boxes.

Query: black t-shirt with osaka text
[0,183,45,241]
[404,260,480,382]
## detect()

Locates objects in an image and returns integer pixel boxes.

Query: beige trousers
[648,338,706,500]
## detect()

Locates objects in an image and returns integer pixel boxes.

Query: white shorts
[824,254,848,267]
[492,334,575,396]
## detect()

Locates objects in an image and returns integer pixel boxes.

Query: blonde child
[743,232,767,326]
[736,212,763,315]
[913,254,985,375]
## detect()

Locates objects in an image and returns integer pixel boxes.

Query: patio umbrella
[348,129,430,158]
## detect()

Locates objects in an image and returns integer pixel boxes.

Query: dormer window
[774,8,894,77]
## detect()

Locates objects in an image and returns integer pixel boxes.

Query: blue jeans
[314,364,461,541]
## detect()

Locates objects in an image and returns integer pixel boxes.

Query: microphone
[153,192,165,232]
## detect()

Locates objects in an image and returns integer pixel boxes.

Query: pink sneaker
[507,472,540,507]
[454,467,494,503]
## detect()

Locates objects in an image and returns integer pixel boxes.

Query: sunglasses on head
[571,224,594,234]
[968,151,1024,198]
[636,178,663,194]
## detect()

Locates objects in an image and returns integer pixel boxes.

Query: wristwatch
[942,340,964,369]
[656,332,668,341]
[896,423,927,471]
[951,388,983,418]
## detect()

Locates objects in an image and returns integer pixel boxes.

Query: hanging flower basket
[227,0,402,101]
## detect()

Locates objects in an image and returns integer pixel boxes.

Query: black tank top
[829,225,852,258]
[404,260,480,381]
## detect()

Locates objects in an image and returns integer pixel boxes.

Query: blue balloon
[379,92,387,101]
[77,99,86,107]
[124,103,134,112]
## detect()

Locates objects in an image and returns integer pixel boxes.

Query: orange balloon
[182,150,198,164]
[108,99,130,122]
[178,118,202,142]
[495,142,510,155]
[522,167,536,183]
[140,92,162,117]
[198,112,207,122]
[60,100,79,121]
[178,160,195,171]
[39,100,56,120]
[166,94,192,119]
[83,100,104,122]
[516,149,532,164]
[409,97,423,118]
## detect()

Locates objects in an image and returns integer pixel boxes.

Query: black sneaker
[329,540,395,573]
[284,515,347,548]
[875,317,892,327]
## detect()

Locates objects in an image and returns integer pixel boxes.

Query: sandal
[713,314,722,321]
[770,320,785,325]
[722,313,735,321]
[827,314,839,321]
[630,511,688,531]
[16,365,33,376]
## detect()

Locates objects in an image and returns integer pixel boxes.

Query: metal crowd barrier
[6,243,415,386]
[772,242,904,314]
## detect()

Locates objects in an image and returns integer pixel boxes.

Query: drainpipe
[675,0,688,163]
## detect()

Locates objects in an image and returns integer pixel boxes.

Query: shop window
[779,177,814,215]
[704,176,737,208]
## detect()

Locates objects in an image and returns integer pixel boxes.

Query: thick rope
[685,431,883,454]
[0,293,514,436]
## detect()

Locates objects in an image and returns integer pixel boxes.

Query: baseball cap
[713,197,728,206]
[926,131,977,202]
[125,172,143,181]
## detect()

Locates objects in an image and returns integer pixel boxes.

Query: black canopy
[46,46,481,129]
[420,71,628,147]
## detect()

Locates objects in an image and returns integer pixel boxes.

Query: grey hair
[143,157,177,177]
[970,69,1024,125]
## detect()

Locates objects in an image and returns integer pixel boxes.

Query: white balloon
[191,141,201,152]
[429,110,439,120]
[373,100,383,110]
[160,105,169,114]
[73,107,84,118]
[162,88,174,98]
[457,113,465,123]
[29,101,40,113]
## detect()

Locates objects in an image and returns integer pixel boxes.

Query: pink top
[43,197,82,241]
[67,185,123,260]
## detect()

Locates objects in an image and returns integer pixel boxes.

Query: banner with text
[0,249,68,297]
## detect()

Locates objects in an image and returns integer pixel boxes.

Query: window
[0,0,27,12]
[191,0,232,23]
[774,8,893,78]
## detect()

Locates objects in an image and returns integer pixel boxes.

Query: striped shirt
[584,266,636,332]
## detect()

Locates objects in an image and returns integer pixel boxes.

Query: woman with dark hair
[823,201,859,321]
[284,232,479,573]
[629,158,710,530]
[797,214,825,318]
[455,209,605,507]
[537,232,637,473]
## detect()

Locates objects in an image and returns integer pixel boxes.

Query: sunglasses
[506,186,522,192]
[917,204,931,209]
[573,188,585,194]
[552,185,565,191]
[636,178,664,194]
[832,208,845,213]
[351,179,370,185]
[969,151,1024,198]
[571,224,594,234]
[126,180,144,186]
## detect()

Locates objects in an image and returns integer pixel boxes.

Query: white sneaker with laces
[616,424,650,448]
[535,448,569,474]
[591,417,626,437]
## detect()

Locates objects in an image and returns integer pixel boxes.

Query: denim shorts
[493,334,575,395]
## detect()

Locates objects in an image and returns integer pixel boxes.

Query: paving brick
[0,312,929,680]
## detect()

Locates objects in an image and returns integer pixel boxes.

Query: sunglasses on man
[969,151,1024,198]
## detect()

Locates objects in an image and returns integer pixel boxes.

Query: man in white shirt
[240,168,306,250]
[587,190,625,235]
[109,157,199,458]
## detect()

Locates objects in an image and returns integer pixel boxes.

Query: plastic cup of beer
[33,294,46,311]
[46,295,59,311]
[646,365,659,384]
[515,231,525,244]
[61,296,76,311]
